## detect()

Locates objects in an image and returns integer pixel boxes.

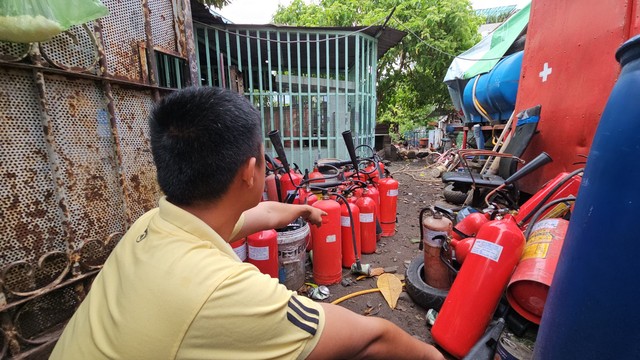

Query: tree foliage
[273,0,482,132]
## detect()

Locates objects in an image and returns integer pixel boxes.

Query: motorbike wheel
[405,255,449,311]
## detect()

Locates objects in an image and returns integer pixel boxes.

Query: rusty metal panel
[42,74,127,249]
[111,86,162,221]
[0,68,67,269]
[149,0,178,53]
[0,41,30,62]
[100,0,147,81]
[39,24,99,73]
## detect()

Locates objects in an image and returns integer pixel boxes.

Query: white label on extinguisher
[360,213,374,223]
[233,243,247,261]
[387,189,399,197]
[341,216,351,226]
[326,234,337,243]
[424,229,447,247]
[470,239,503,262]
[248,245,270,260]
[262,192,268,201]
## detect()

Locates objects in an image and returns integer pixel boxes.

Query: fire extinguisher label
[262,192,268,201]
[326,234,337,243]
[470,239,503,262]
[248,246,270,260]
[387,189,399,197]
[360,213,374,223]
[424,229,447,247]
[233,243,247,261]
[341,216,351,226]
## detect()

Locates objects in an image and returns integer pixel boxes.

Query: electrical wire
[390,15,510,62]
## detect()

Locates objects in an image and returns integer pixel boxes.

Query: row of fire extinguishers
[417,152,583,359]
[233,129,399,287]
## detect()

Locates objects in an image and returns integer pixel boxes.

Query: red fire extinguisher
[451,212,491,240]
[247,229,279,279]
[431,215,525,359]
[420,208,453,289]
[378,176,399,237]
[310,194,342,285]
[231,237,248,262]
[340,198,361,268]
[279,170,303,203]
[356,192,377,254]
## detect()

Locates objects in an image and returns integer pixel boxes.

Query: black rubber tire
[443,183,469,205]
[405,255,449,311]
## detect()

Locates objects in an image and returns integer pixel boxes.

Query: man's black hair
[149,86,262,205]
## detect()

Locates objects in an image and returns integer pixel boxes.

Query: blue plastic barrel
[533,35,640,359]
[462,51,523,124]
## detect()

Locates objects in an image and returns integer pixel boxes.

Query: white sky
[216,0,530,25]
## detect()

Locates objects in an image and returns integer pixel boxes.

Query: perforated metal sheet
[0,69,66,269]
[149,0,177,53]
[0,41,30,62]
[40,24,99,72]
[112,86,162,221]
[14,286,80,343]
[100,0,146,81]
[42,74,126,249]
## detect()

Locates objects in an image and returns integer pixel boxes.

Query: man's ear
[240,157,257,187]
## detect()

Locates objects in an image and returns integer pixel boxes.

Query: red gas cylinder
[279,171,303,203]
[230,237,247,262]
[364,162,384,182]
[432,215,526,359]
[515,172,582,228]
[246,230,279,279]
[309,167,325,184]
[265,173,279,202]
[340,200,361,268]
[378,177,399,237]
[311,196,342,285]
[450,237,476,264]
[452,212,491,240]
[356,193,377,254]
[422,211,453,289]
[507,218,568,324]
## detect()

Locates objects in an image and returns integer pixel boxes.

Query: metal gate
[0,0,192,357]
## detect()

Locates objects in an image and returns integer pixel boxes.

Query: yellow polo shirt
[51,197,324,360]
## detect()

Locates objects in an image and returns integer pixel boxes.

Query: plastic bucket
[507,218,568,324]
[277,217,310,291]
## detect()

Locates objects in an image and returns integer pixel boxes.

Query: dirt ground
[307,158,451,352]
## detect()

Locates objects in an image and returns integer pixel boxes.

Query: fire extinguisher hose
[333,192,363,272]
[523,196,576,240]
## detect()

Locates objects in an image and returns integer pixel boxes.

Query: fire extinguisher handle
[342,130,360,176]
[268,130,290,174]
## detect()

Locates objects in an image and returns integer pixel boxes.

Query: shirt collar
[157,196,240,260]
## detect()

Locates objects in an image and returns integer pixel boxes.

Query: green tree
[274,0,482,135]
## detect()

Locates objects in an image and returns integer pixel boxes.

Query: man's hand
[301,205,326,227]
[233,202,327,241]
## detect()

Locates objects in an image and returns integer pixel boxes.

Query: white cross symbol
[539,62,552,82]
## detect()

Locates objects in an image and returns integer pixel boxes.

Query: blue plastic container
[533,35,640,359]
[462,51,523,124]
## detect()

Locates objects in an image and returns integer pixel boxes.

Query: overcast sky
[216,0,530,25]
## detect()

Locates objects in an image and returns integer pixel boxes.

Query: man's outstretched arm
[307,303,445,360]
[230,201,326,241]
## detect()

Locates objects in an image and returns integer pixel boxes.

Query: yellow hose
[331,288,380,305]
[330,282,406,305]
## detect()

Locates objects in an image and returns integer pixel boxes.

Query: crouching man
[51,86,444,360]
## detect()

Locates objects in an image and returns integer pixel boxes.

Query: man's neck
[178,197,244,241]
